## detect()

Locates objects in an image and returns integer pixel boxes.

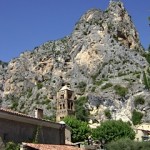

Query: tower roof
[60,85,72,91]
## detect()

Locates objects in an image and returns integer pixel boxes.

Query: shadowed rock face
[0,1,150,124]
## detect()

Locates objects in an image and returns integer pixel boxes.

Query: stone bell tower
[56,85,75,122]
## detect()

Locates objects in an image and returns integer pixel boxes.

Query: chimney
[35,108,43,119]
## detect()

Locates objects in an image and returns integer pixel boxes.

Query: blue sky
[0,0,149,62]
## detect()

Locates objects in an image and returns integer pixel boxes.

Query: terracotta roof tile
[23,143,84,150]
[0,107,69,129]
[0,107,56,124]
[0,107,32,118]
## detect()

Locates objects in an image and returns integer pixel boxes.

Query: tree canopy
[63,116,91,143]
[92,120,135,143]
[106,138,150,150]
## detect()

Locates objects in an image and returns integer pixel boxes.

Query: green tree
[92,120,135,143]
[75,96,89,122]
[63,116,91,142]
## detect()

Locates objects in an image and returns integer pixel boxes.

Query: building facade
[0,108,65,150]
[56,85,76,122]
[135,123,150,141]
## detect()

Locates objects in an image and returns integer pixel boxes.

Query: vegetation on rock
[0,1,150,124]
[134,96,145,107]
[132,109,143,125]
[114,85,128,97]
[75,96,89,122]
[104,109,112,119]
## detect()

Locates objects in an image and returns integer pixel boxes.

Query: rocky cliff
[0,1,150,124]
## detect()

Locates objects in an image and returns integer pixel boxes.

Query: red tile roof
[23,143,84,150]
[0,107,52,122]
[0,107,32,118]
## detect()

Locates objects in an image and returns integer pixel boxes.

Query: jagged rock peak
[108,0,125,10]
[79,9,103,22]
[0,0,149,124]
[73,0,144,52]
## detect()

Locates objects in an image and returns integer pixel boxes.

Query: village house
[0,107,67,149]
[135,123,150,141]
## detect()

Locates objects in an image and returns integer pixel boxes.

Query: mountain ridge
[0,1,150,124]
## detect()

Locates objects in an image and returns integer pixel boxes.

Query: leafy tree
[75,96,89,122]
[92,120,135,143]
[63,116,91,142]
[132,109,143,125]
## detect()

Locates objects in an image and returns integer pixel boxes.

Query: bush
[114,85,128,97]
[132,109,143,125]
[27,89,32,98]
[94,80,103,86]
[134,96,145,107]
[91,86,96,92]
[5,142,19,150]
[37,82,43,89]
[77,81,87,93]
[11,100,18,110]
[104,109,112,119]
[106,138,133,150]
[101,83,113,90]
[106,138,150,150]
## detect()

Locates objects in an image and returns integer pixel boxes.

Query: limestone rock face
[0,1,149,124]
[0,61,7,103]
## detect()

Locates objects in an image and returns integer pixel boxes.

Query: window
[68,102,70,109]
[60,94,64,99]
[60,117,64,120]
[3,133,8,141]
[60,104,62,109]
[63,103,65,109]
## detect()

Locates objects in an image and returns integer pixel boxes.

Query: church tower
[56,85,75,122]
